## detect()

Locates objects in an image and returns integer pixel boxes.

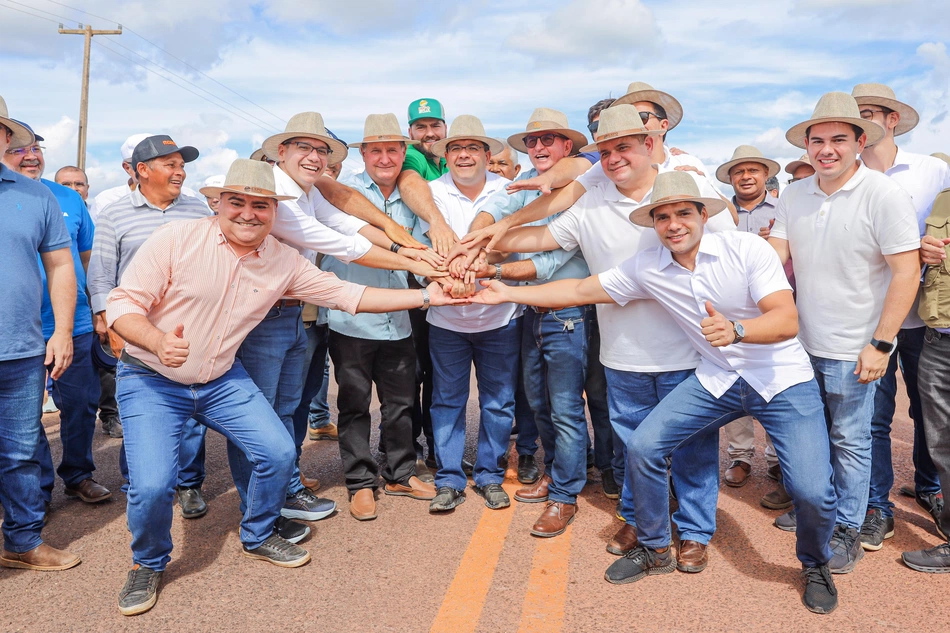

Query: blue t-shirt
[38,179,94,340]
[0,165,71,361]
[578,151,600,164]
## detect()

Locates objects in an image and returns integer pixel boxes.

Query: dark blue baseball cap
[90,336,117,371]
[10,119,44,143]
[130,134,199,167]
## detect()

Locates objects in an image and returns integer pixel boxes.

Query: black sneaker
[280,489,336,521]
[774,510,797,532]
[859,508,894,551]
[916,493,948,539]
[828,524,863,574]
[118,565,162,616]
[473,483,510,510]
[429,487,465,513]
[601,468,620,500]
[275,517,310,544]
[517,454,540,485]
[101,416,123,438]
[177,487,208,519]
[604,545,676,584]
[902,543,950,573]
[801,565,837,614]
[242,534,311,568]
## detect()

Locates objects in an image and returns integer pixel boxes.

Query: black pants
[329,332,416,492]
[409,307,435,459]
[97,364,119,421]
[918,328,950,539]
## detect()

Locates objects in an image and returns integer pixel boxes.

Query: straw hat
[0,95,35,149]
[785,92,885,149]
[579,104,663,153]
[851,83,919,136]
[347,113,419,148]
[629,170,727,227]
[199,159,295,201]
[784,153,812,175]
[261,113,349,165]
[715,145,780,184]
[249,148,268,161]
[932,152,950,167]
[610,82,684,130]
[429,115,503,157]
[506,108,588,155]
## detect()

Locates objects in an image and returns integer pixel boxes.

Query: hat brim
[506,127,589,155]
[629,195,727,228]
[346,136,419,148]
[715,157,781,184]
[784,160,812,175]
[199,185,295,202]
[579,129,664,154]
[430,135,504,158]
[785,116,885,149]
[137,145,200,165]
[1,116,36,150]
[852,96,919,136]
[611,90,684,130]
[262,133,349,166]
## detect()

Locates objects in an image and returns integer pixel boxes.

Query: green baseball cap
[408,98,445,124]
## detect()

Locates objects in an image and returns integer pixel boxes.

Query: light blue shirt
[480,167,589,283]
[320,171,415,341]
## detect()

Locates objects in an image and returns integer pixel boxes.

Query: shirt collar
[272,163,307,202]
[805,161,868,197]
[890,147,913,171]
[0,164,16,182]
[358,169,402,203]
[129,186,180,211]
[657,233,719,271]
[732,192,779,211]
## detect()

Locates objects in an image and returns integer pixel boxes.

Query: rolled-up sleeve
[285,255,366,315]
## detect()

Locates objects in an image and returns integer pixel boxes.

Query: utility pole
[59,23,122,170]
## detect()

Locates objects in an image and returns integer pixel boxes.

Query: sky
[2,0,949,197]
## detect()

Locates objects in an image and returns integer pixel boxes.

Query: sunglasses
[588,110,662,135]
[523,133,567,149]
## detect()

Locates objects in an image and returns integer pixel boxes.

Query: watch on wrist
[493,263,503,281]
[420,288,430,311]
[732,321,745,344]
[870,337,894,353]
[389,242,402,253]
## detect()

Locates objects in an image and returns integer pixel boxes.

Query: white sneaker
[42,398,59,414]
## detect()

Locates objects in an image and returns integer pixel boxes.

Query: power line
[0,1,66,25]
[2,0,78,24]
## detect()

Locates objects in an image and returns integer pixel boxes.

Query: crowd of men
[1,79,949,618]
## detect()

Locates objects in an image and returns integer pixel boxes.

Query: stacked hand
[427,280,473,306]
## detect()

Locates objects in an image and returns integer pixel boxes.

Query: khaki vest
[919,187,950,328]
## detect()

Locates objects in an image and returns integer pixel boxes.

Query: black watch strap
[870,338,894,353]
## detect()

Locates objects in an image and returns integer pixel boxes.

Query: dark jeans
[869,327,940,517]
[409,307,435,460]
[585,314,615,474]
[97,364,119,421]
[329,332,416,492]
[917,328,950,539]
[292,322,330,436]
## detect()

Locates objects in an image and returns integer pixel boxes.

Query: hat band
[362,135,407,142]
[597,128,647,141]
[221,185,278,196]
[525,120,564,132]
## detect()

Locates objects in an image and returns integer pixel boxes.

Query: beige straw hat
[715,145,780,184]
[610,82,684,130]
[0,95,35,149]
[851,83,919,136]
[932,152,950,167]
[430,115,504,157]
[199,159,295,201]
[579,104,663,153]
[262,112,349,165]
[249,148,269,161]
[785,92,885,149]
[506,108,588,155]
[347,113,419,148]
[784,153,812,175]
[629,170,727,227]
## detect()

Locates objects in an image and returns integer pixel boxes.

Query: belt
[273,299,304,309]
[529,306,552,314]
[119,350,157,373]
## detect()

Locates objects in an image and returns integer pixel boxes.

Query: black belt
[529,306,552,314]
[273,300,304,309]
[120,350,156,373]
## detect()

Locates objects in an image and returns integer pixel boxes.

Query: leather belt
[273,300,304,309]
[119,350,156,373]
[529,306,552,314]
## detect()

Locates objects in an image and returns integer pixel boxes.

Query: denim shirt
[320,171,415,341]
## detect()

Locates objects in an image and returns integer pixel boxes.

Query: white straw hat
[629,170,726,227]
[262,112,349,165]
[506,108,588,155]
[785,92,885,149]
[610,82,683,130]
[429,115,503,157]
[0,95,35,149]
[851,83,919,136]
[579,104,663,153]
[715,145,780,184]
[199,159,294,201]
[347,113,419,147]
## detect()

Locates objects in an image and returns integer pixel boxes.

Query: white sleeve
[311,191,369,236]
[771,188,790,240]
[690,172,736,231]
[576,161,607,191]
[270,199,373,263]
[745,235,793,302]
[547,205,583,251]
[598,255,650,305]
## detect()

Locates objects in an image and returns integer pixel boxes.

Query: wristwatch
[493,263,503,281]
[732,321,745,344]
[420,288,430,311]
[870,338,894,353]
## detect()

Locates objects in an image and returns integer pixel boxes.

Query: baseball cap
[130,135,199,167]
[9,119,44,143]
[121,133,155,162]
[408,99,445,125]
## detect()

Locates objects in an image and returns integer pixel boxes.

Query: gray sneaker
[242,535,311,568]
[473,483,510,510]
[902,543,950,573]
[859,508,894,551]
[429,486,465,513]
[828,524,864,574]
[774,509,797,532]
[280,489,336,521]
[275,517,310,544]
[101,416,123,438]
[801,565,837,614]
[118,565,162,616]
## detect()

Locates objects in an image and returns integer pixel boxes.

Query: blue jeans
[302,324,332,429]
[116,360,295,571]
[0,355,47,553]
[810,355,878,528]
[118,415,207,491]
[521,306,590,503]
[513,352,540,458]
[429,318,521,490]
[869,327,940,517]
[585,314,615,474]
[231,304,308,510]
[37,333,100,496]
[628,375,836,567]
[606,367,719,544]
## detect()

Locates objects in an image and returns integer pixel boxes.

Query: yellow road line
[517,524,572,633]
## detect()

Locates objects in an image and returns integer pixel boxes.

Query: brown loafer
[514,474,552,503]
[64,478,112,503]
[299,473,321,493]
[0,543,81,571]
[349,488,377,521]
[384,475,436,500]
[530,501,576,538]
[677,540,708,573]
[724,461,752,488]
[606,523,639,556]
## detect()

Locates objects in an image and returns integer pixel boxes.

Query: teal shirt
[321,171,416,341]
[402,144,448,181]
[479,167,590,283]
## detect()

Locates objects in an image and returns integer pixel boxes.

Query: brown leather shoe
[64,478,112,503]
[761,482,793,509]
[530,501,576,538]
[308,423,338,441]
[677,540,708,573]
[384,475,436,500]
[0,543,81,571]
[514,474,551,503]
[349,488,377,521]
[724,461,752,487]
[299,473,321,493]
[606,523,639,556]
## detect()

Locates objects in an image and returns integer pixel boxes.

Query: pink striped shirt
[106,216,365,384]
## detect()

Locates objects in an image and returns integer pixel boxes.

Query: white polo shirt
[599,231,813,402]
[577,145,720,195]
[771,164,920,360]
[547,166,736,372]
[269,164,372,264]
[421,171,523,333]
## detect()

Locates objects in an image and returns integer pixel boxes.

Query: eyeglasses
[5,145,45,156]
[523,133,567,149]
[446,143,486,155]
[59,181,88,188]
[283,140,332,157]
[859,108,887,120]
[587,110,662,136]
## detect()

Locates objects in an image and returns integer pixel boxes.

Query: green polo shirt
[402,144,447,181]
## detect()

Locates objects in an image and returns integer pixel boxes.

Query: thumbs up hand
[700,301,736,347]
[155,323,190,367]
